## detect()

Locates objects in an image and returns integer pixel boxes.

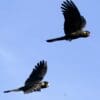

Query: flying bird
[46,0,90,42]
[4,60,48,94]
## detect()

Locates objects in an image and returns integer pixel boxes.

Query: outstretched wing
[61,0,86,34]
[25,60,47,86]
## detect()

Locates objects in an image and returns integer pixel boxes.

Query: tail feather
[46,36,66,42]
[4,88,22,93]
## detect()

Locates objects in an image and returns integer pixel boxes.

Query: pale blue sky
[0,0,100,100]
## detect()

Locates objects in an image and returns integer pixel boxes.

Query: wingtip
[40,60,47,66]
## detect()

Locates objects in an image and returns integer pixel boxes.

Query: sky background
[0,0,100,100]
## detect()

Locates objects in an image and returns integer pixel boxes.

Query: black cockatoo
[4,60,48,94]
[46,0,90,42]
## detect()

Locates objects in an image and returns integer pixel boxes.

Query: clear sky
[0,0,100,100]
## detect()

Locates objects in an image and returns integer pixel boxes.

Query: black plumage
[4,60,48,94]
[46,0,90,42]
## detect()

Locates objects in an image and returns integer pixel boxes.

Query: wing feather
[25,60,47,86]
[61,0,86,34]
